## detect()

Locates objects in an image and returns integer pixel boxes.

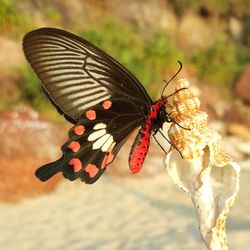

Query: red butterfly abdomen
[129,123,151,174]
[128,100,165,174]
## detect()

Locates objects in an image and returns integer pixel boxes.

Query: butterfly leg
[152,134,168,154]
[156,129,184,158]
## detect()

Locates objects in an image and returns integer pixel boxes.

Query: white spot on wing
[88,129,106,141]
[87,123,115,152]
[94,123,107,130]
[101,135,114,152]
[93,134,111,150]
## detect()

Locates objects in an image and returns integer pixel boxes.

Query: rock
[0,105,66,158]
[0,37,24,71]
[178,12,226,53]
[238,159,250,170]
[236,141,250,156]
[111,0,177,33]
[222,134,250,160]
[227,123,250,141]
[224,105,250,129]
[222,136,244,161]
[209,120,226,135]
[0,105,66,202]
[228,17,243,42]
[234,65,250,103]
[230,1,249,19]
[199,84,230,119]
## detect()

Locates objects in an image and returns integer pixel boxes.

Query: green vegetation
[19,66,46,108]
[42,5,61,23]
[243,18,250,46]
[80,20,184,98]
[19,66,64,122]
[0,0,33,37]
[0,0,19,27]
[191,35,240,86]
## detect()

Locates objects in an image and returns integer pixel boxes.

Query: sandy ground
[0,152,249,250]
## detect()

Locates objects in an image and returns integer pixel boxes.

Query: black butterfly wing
[23,28,153,183]
[23,27,152,123]
[36,98,145,183]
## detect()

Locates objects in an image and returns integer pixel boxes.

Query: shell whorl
[168,79,232,165]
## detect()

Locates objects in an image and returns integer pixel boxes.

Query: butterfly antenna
[161,61,183,98]
[162,87,188,104]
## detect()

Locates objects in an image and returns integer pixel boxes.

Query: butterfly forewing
[23,28,152,123]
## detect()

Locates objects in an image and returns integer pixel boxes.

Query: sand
[0,155,249,250]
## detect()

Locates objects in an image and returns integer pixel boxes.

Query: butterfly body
[23,27,173,184]
[129,100,168,173]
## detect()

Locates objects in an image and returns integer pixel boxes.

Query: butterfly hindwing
[35,98,146,183]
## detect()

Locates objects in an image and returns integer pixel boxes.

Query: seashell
[164,79,240,250]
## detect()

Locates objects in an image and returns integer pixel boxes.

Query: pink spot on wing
[103,100,112,110]
[74,125,85,135]
[107,154,114,164]
[69,158,82,172]
[67,141,80,152]
[86,110,96,120]
[101,142,116,169]
[101,155,108,169]
[85,164,99,178]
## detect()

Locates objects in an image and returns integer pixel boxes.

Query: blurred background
[0,0,249,249]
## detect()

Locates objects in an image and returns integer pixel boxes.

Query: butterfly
[23,27,182,184]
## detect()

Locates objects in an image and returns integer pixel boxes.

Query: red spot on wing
[101,154,109,169]
[67,141,80,152]
[107,154,114,165]
[85,164,99,178]
[74,125,85,135]
[69,158,82,172]
[103,100,112,109]
[86,110,96,120]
